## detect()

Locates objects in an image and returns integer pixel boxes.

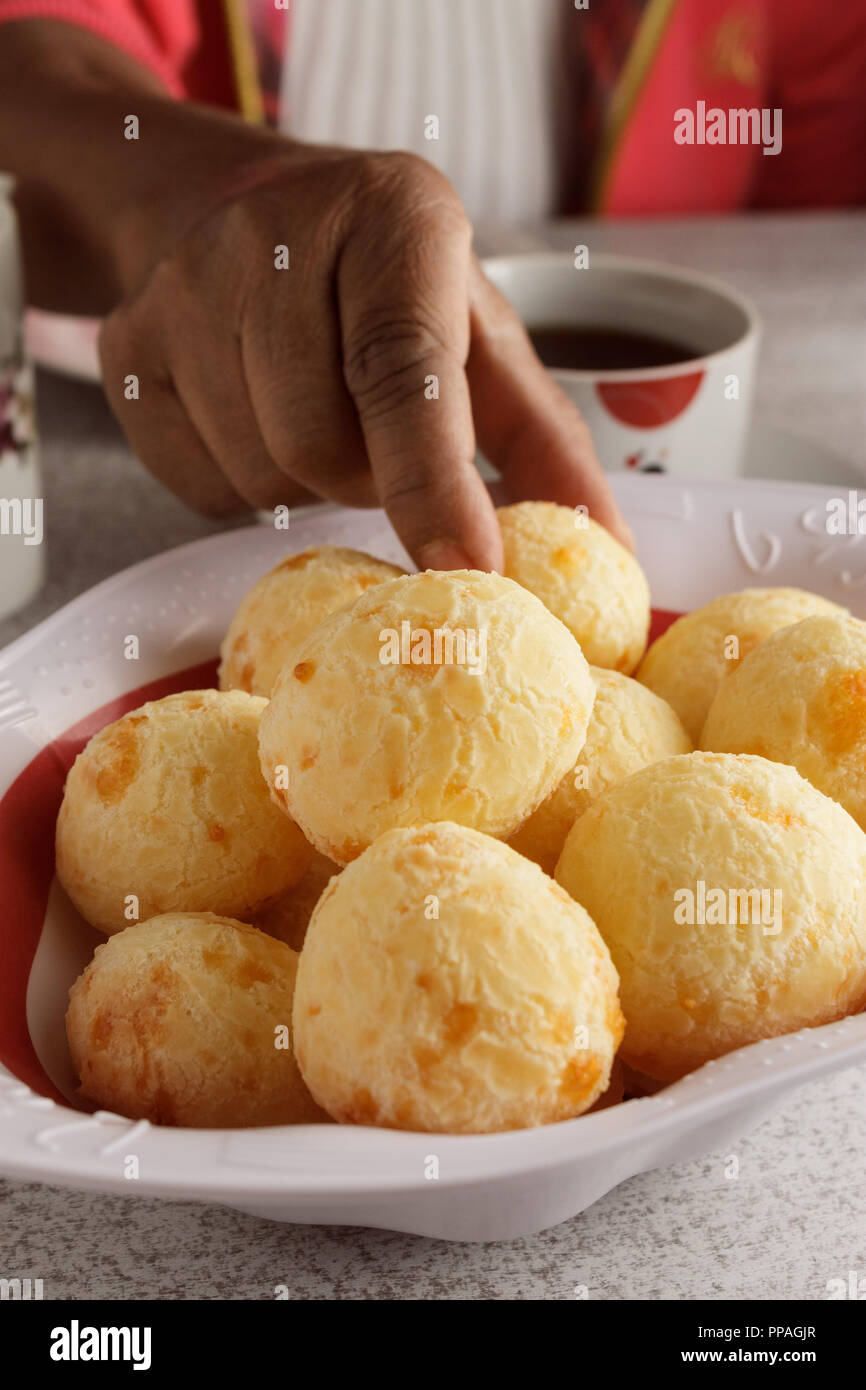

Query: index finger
[338,188,503,573]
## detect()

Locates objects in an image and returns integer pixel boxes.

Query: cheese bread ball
[636,587,848,742]
[556,752,866,1081]
[293,822,623,1133]
[253,851,340,953]
[67,913,326,1127]
[700,614,866,830]
[56,689,311,934]
[219,545,405,697]
[508,668,691,874]
[259,569,595,863]
[497,501,650,672]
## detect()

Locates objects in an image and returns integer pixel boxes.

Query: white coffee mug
[482,252,759,479]
[0,174,44,622]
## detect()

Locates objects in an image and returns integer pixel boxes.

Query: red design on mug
[596,370,705,428]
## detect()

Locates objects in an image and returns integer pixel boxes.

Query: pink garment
[0,1,286,113]
[0,0,195,95]
[0,0,864,210]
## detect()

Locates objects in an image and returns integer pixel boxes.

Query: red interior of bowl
[0,609,681,1102]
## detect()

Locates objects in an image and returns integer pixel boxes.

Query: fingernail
[417,539,479,573]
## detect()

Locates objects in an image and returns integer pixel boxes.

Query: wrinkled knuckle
[361,149,431,192]
[361,151,469,232]
[378,465,437,511]
[343,319,441,418]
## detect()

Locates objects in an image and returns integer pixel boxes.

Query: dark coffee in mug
[528,324,700,372]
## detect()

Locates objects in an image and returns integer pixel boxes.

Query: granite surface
[2,1066,864,1300]
[2,213,865,1299]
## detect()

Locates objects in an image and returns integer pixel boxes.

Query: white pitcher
[0,174,44,622]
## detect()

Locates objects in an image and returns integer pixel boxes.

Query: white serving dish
[1,473,865,1242]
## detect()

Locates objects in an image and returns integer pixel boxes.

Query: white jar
[0,174,44,621]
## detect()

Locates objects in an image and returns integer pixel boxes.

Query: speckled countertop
[2,214,865,1299]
